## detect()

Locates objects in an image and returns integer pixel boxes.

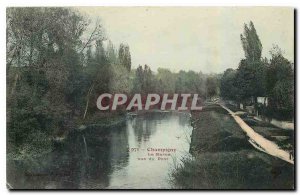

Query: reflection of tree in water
[66,124,129,189]
[109,125,130,171]
[178,113,191,127]
[8,123,130,189]
[130,112,173,145]
[51,126,116,189]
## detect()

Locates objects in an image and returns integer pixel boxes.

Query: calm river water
[7,112,193,189]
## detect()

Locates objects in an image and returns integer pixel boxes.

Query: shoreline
[171,104,294,189]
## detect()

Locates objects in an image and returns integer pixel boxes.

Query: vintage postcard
[6,7,295,189]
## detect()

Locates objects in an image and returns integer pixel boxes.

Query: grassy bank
[171,104,294,189]
[225,103,294,151]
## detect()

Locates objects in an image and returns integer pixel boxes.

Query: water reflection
[7,112,192,189]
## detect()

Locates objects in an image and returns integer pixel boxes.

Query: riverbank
[7,110,193,189]
[220,103,293,164]
[171,104,294,189]
[224,103,294,153]
[7,112,127,161]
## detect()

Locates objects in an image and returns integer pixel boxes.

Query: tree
[175,70,206,96]
[106,40,117,64]
[235,21,266,102]
[7,7,136,159]
[220,68,238,100]
[6,7,90,156]
[109,64,130,94]
[131,65,156,94]
[84,39,111,118]
[206,76,218,99]
[131,65,143,93]
[234,59,266,101]
[156,68,176,94]
[240,21,262,62]
[118,43,131,72]
[265,45,294,119]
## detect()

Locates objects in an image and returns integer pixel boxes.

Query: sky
[77,7,294,74]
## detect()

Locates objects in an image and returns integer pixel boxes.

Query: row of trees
[6,8,132,157]
[131,65,219,99]
[220,21,294,120]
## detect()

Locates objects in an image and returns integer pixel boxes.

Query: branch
[79,23,102,54]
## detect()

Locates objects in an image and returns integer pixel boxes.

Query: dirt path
[219,104,294,164]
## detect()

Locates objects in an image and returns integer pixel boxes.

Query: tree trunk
[83,83,94,119]
[10,73,19,96]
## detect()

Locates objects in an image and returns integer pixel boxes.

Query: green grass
[171,104,294,189]
[171,151,294,189]
[190,105,250,154]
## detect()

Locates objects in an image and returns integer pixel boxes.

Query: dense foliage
[7,8,219,158]
[220,21,294,120]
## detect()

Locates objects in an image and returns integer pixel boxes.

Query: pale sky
[77,7,294,73]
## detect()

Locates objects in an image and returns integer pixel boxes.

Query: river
[7,111,193,189]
